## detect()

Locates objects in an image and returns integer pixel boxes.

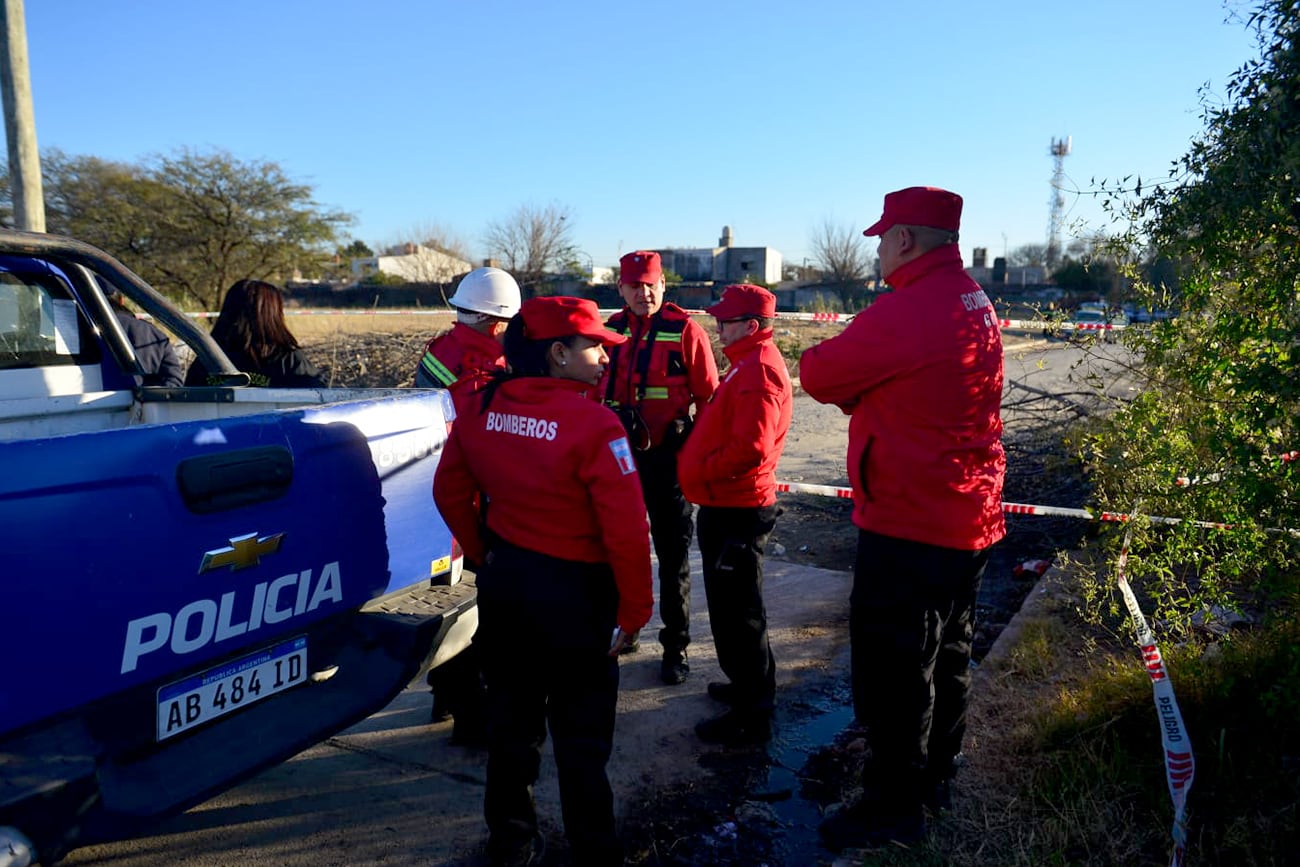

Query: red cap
[706,283,776,320]
[619,250,662,285]
[520,297,627,347]
[862,186,963,236]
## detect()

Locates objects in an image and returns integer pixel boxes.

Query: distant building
[966,250,1049,290]
[655,226,783,285]
[350,243,472,283]
[1004,265,1048,287]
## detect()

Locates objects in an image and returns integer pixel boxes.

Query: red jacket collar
[450,321,506,357]
[884,244,964,289]
[500,374,598,402]
[722,328,773,365]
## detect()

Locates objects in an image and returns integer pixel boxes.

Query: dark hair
[210,279,300,366]
[479,313,582,411]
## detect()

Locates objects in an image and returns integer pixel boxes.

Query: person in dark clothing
[434,297,654,867]
[103,289,184,387]
[183,279,324,387]
[602,250,719,685]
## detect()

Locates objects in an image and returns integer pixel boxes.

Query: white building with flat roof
[656,226,783,285]
[351,243,472,283]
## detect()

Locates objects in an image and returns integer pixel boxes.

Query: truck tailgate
[0,392,451,739]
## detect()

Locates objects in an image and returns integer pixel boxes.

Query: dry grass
[287,312,856,389]
[287,310,455,340]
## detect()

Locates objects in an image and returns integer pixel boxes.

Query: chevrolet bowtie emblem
[199,532,286,574]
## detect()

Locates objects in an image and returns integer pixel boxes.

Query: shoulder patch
[608,436,637,475]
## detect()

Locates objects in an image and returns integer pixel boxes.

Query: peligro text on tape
[1113,510,1194,867]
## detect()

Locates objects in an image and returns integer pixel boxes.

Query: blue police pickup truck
[0,231,476,865]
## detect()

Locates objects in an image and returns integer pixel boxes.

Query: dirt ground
[285,315,1090,865]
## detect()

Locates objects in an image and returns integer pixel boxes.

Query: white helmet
[449,267,521,319]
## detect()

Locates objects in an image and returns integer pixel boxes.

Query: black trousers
[476,539,622,866]
[634,443,694,656]
[850,529,989,804]
[698,504,779,714]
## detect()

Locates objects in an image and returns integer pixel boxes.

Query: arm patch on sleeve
[609,437,637,475]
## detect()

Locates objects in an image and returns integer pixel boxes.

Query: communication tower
[1046,136,1072,269]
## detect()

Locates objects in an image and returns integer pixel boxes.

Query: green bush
[1081,0,1300,627]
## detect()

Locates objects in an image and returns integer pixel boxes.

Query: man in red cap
[800,187,1006,849]
[603,250,719,685]
[678,283,792,745]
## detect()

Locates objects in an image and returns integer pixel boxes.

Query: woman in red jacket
[433,297,653,867]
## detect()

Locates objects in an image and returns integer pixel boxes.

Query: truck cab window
[0,270,100,370]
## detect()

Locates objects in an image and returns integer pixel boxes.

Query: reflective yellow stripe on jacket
[420,353,458,387]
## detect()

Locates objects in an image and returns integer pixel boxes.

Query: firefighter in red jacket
[603,250,719,685]
[433,296,653,867]
[417,267,522,734]
[800,187,1006,851]
[678,283,792,746]
[414,266,521,414]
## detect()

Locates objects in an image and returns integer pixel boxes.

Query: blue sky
[22,1,1259,270]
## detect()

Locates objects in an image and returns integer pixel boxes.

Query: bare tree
[482,202,577,295]
[1009,243,1048,267]
[810,218,873,283]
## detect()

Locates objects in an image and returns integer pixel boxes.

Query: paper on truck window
[52,298,80,355]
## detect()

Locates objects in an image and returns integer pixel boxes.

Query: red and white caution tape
[1001,501,1234,530]
[774,481,853,499]
[1113,510,1194,867]
[777,482,1235,530]
[167,308,1116,334]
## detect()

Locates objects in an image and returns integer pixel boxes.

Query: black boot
[660,649,689,685]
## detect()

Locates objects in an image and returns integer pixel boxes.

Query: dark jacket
[184,346,324,388]
[111,308,184,387]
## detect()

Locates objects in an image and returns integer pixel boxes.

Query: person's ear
[744,318,760,337]
[549,341,569,368]
[896,226,915,254]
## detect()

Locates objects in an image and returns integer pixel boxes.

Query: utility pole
[1046,136,1071,271]
[1,0,44,232]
